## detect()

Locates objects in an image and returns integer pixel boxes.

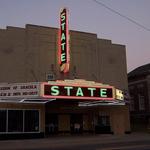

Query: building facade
[128,63,150,131]
[0,24,130,139]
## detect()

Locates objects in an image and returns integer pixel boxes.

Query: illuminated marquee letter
[61,23,65,30]
[58,8,70,73]
[88,88,96,96]
[51,86,59,96]
[64,86,73,96]
[61,33,66,41]
[61,13,65,21]
[61,53,66,62]
[76,87,84,96]
[100,88,107,97]
[61,43,65,51]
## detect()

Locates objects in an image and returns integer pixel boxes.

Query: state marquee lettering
[58,8,70,73]
[43,84,114,100]
[60,8,67,63]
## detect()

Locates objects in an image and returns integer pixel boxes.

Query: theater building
[0,9,130,139]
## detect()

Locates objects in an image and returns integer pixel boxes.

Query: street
[0,133,150,150]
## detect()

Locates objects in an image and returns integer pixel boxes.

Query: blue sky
[0,0,150,72]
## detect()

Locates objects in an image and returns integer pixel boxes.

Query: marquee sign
[0,81,124,103]
[0,83,40,99]
[58,8,70,73]
[42,83,114,100]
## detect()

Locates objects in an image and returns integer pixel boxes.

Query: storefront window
[8,110,23,132]
[130,96,135,111]
[24,110,39,132]
[0,110,7,132]
[0,109,39,133]
[138,95,145,110]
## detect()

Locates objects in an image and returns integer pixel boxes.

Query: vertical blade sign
[58,8,70,73]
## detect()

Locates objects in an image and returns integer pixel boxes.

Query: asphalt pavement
[0,132,150,150]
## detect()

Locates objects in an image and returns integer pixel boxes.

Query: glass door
[95,115,111,134]
[70,114,83,134]
[45,114,58,135]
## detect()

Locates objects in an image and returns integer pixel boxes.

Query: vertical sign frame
[58,8,70,73]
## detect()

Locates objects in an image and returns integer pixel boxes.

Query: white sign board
[0,82,40,99]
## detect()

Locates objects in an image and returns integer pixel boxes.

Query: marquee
[0,80,124,103]
[41,80,116,101]
[0,83,40,99]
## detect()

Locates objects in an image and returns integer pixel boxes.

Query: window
[138,95,145,110]
[0,109,39,133]
[24,110,39,132]
[8,110,23,132]
[137,83,144,89]
[0,110,7,132]
[129,96,135,111]
[129,86,134,90]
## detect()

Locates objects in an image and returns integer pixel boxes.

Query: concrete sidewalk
[0,132,150,150]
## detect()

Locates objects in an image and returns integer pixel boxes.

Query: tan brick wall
[0,24,128,91]
[0,26,26,83]
[69,31,98,80]
[95,105,130,134]
[98,39,128,90]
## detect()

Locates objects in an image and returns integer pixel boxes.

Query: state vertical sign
[58,8,70,73]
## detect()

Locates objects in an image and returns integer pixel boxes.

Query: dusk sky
[0,0,150,72]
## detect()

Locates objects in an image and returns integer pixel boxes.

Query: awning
[0,98,56,104]
[78,100,125,107]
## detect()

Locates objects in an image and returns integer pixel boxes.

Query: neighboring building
[128,63,150,131]
[0,23,130,139]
